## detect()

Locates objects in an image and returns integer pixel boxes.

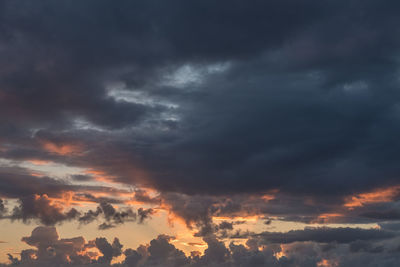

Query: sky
[1,1,400,266]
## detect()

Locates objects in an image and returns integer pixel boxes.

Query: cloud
[0,198,6,216]
[70,174,94,182]
[145,235,188,266]
[95,237,123,264]
[1,0,400,200]
[2,2,400,265]
[4,226,400,267]
[2,195,154,229]
[0,166,128,199]
[137,208,155,224]
[254,227,397,245]
[132,189,161,205]
[11,194,79,225]
[17,226,94,265]
[78,202,139,230]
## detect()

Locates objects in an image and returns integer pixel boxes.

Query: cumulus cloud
[95,237,123,264]
[3,226,400,267]
[12,226,95,265]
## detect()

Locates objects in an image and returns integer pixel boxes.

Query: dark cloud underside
[2,1,400,266]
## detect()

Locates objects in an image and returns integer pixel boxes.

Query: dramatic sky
[1,1,400,266]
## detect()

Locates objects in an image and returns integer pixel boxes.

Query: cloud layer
[1,1,400,266]
[3,226,400,267]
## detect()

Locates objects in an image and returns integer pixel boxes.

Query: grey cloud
[78,202,137,229]
[17,226,94,265]
[145,235,188,266]
[6,226,400,267]
[0,166,128,199]
[2,4,400,266]
[78,202,157,229]
[1,0,400,200]
[95,237,123,264]
[133,190,161,205]
[0,198,6,216]
[2,195,154,230]
[137,208,154,224]
[71,174,94,182]
[379,222,400,232]
[11,194,79,225]
[255,227,397,245]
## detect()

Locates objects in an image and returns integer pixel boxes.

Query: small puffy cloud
[0,199,6,216]
[78,202,139,229]
[11,194,79,225]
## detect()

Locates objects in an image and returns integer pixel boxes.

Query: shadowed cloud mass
[1,0,400,266]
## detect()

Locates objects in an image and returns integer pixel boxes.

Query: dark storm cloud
[1,0,400,239]
[1,0,400,197]
[0,0,326,133]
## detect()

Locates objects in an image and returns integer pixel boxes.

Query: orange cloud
[84,169,116,183]
[30,172,44,177]
[165,209,191,228]
[47,190,129,207]
[180,241,207,248]
[42,141,83,155]
[27,159,51,165]
[213,215,260,222]
[317,213,343,220]
[46,191,102,207]
[317,258,338,267]
[261,193,276,201]
[274,244,286,260]
[344,185,400,209]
